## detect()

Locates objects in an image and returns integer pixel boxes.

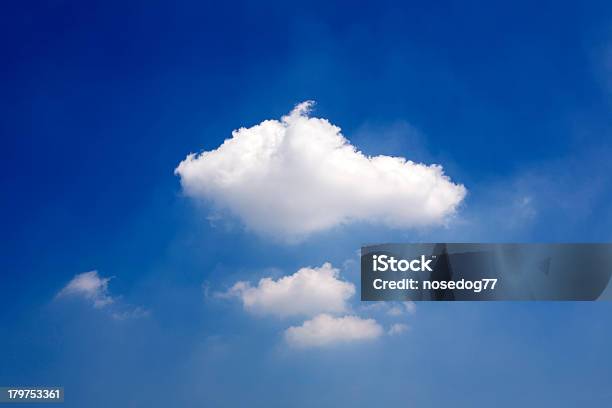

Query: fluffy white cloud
[388,323,409,336]
[175,101,466,240]
[223,263,355,318]
[56,271,113,308]
[284,314,383,348]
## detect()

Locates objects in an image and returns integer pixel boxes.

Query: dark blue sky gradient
[1,1,612,406]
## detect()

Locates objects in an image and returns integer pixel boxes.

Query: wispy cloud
[56,271,114,308]
[56,270,148,320]
[111,306,150,321]
[388,323,409,336]
[386,301,416,316]
[284,314,383,348]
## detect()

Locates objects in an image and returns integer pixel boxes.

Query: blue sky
[1,1,612,406]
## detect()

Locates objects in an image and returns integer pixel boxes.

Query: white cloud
[57,271,149,319]
[175,101,466,240]
[223,263,355,318]
[284,314,383,348]
[362,301,416,316]
[388,323,409,336]
[56,270,113,308]
[403,301,417,315]
[386,306,404,316]
[386,301,416,316]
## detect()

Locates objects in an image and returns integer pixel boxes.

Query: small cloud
[360,302,388,312]
[403,301,417,315]
[202,280,212,299]
[363,301,416,316]
[386,306,404,316]
[56,271,113,308]
[111,306,150,321]
[220,263,355,318]
[56,270,148,319]
[506,195,536,223]
[388,323,409,336]
[284,314,383,348]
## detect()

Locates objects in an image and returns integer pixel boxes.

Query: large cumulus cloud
[175,101,466,240]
